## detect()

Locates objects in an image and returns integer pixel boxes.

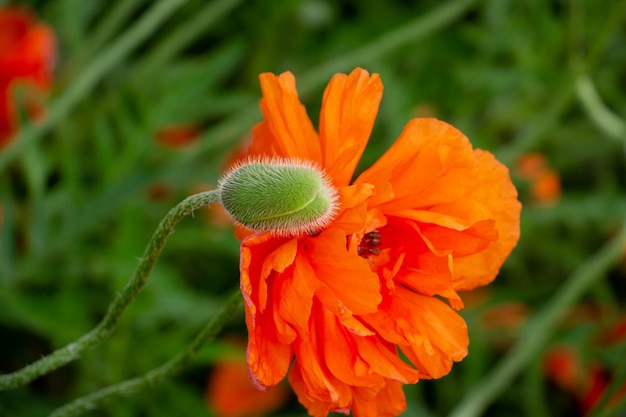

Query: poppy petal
[352,379,407,417]
[356,118,476,212]
[250,72,321,162]
[319,68,383,186]
[364,287,468,379]
[453,149,521,289]
[306,228,381,315]
[275,251,320,336]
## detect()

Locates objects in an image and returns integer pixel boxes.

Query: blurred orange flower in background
[0,6,55,148]
[206,342,290,417]
[515,152,561,205]
[154,123,201,149]
[544,313,626,415]
[234,68,521,416]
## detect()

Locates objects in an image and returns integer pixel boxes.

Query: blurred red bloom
[544,314,626,415]
[515,152,561,205]
[233,68,521,416]
[206,346,290,417]
[0,6,55,147]
[154,124,201,149]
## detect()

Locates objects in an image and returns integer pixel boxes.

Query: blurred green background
[1,0,625,416]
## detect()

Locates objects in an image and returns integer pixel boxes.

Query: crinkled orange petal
[275,251,320,336]
[352,379,407,417]
[378,217,463,308]
[319,307,385,388]
[241,234,296,388]
[289,364,333,417]
[364,287,468,379]
[331,184,375,234]
[354,336,420,384]
[319,68,383,186]
[240,234,296,313]
[294,333,353,410]
[453,149,521,290]
[270,273,297,345]
[416,219,497,257]
[356,118,476,212]
[314,285,375,336]
[245,302,294,389]
[249,72,321,162]
[258,237,298,310]
[305,228,381,315]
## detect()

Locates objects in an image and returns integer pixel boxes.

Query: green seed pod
[218,157,339,236]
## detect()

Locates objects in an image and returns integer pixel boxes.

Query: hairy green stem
[0,191,220,390]
[0,0,189,172]
[48,288,242,417]
[448,217,626,417]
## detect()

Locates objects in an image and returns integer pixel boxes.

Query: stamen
[357,230,381,258]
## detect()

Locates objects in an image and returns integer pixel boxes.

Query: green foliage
[1,0,625,416]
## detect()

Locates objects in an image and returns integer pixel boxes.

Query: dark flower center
[357,230,381,258]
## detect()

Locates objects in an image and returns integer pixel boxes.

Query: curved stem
[576,75,626,143]
[0,191,220,390]
[448,217,626,417]
[48,288,242,417]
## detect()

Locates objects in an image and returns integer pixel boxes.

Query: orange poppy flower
[0,6,55,147]
[235,68,521,416]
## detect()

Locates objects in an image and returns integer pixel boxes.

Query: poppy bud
[217,157,338,236]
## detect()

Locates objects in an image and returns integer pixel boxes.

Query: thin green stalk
[0,0,189,173]
[448,217,626,417]
[576,75,626,142]
[0,191,220,390]
[48,288,243,417]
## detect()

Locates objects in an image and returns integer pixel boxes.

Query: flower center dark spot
[358,230,381,258]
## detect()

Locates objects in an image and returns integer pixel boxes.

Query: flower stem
[448,217,626,417]
[48,288,242,417]
[0,190,220,390]
[576,75,626,143]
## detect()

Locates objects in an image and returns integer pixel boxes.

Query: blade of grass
[448,217,626,417]
[576,75,626,143]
